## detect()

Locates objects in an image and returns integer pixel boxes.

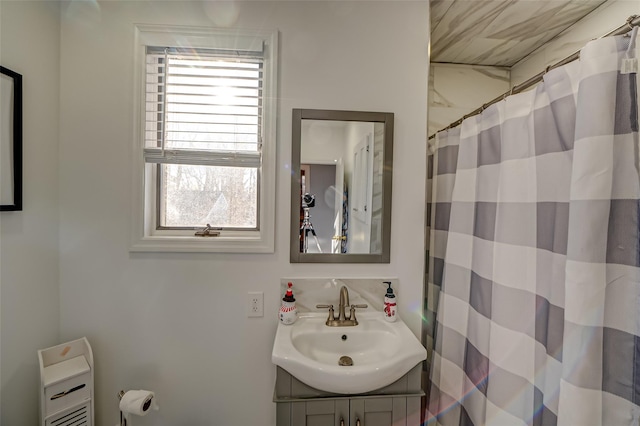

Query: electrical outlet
[247,291,264,317]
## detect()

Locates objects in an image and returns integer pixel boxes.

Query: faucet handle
[316,304,335,322]
[349,304,368,325]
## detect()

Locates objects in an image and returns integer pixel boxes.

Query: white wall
[512,0,640,85]
[58,2,429,425]
[301,121,348,164]
[428,63,510,137]
[0,1,61,424]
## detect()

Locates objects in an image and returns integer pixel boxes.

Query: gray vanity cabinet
[279,395,420,426]
[274,366,423,426]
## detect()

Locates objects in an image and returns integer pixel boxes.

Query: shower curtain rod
[428,14,640,141]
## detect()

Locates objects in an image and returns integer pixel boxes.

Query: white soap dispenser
[383,281,397,322]
[279,282,298,325]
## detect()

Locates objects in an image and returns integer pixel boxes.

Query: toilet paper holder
[117,390,154,412]
[117,389,156,426]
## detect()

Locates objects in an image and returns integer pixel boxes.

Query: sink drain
[338,356,353,366]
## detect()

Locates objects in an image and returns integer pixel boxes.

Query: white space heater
[38,337,94,426]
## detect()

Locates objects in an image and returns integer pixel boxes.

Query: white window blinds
[144,45,264,168]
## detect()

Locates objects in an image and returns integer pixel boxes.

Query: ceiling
[430,0,608,67]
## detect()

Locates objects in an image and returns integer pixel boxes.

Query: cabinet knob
[356,418,361,426]
[340,418,345,426]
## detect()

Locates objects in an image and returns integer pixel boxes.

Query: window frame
[130,24,278,253]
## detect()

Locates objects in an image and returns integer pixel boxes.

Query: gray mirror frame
[290,109,394,263]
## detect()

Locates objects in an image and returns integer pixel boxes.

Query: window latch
[195,224,221,237]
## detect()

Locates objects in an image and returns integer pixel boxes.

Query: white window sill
[129,234,274,253]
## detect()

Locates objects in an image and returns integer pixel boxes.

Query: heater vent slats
[46,402,90,426]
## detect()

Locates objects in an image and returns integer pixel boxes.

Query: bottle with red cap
[279,282,298,325]
[383,281,397,322]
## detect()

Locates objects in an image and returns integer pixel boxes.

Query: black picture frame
[0,66,23,211]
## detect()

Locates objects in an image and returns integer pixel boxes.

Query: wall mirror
[0,66,22,211]
[290,109,393,263]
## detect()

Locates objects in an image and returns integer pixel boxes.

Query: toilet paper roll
[119,390,157,416]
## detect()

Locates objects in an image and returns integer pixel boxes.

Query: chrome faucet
[316,286,368,326]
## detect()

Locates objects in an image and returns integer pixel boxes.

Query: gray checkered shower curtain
[426,29,639,426]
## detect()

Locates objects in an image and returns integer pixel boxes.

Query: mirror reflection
[291,109,393,263]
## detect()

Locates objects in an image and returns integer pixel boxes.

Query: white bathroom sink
[271,312,427,394]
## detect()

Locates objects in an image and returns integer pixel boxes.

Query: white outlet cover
[247,291,264,317]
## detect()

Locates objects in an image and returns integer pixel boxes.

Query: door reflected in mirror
[291,109,393,263]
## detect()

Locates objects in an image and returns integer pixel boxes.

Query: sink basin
[271,312,427,394]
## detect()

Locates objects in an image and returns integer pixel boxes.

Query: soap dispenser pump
[383,281,397,322]
[279,282,298,325]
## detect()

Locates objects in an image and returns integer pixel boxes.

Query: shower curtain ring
[503,87,514,100]
[626,15,636,30]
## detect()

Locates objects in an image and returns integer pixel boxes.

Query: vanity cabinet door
[290,399,349,426]
[350,397,419,426]
[350,398,392,426]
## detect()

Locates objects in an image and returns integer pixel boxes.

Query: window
[131,25,278,252]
